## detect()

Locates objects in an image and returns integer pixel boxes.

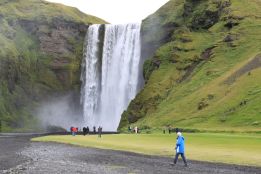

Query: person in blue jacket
[174,132,188,166]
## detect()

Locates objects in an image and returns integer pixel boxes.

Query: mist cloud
[36,94,83,131]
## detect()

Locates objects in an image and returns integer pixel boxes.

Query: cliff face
[120,0,261,132]
[0,0,106,131]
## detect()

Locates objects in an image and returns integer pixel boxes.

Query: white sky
[45,0,169,24]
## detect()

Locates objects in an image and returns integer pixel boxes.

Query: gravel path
[1,135,261,174]
[0,135,31,171]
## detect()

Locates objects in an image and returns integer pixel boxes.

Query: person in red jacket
[72,127,77,136]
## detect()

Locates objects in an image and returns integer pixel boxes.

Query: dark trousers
[174,153,187,165]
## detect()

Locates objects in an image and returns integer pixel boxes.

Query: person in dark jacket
[168,125,172,134]
[93,126,96,134]
[173,132,188,166]
[83,127,87,136]
[98,126,102,138]
[86,126,89,135]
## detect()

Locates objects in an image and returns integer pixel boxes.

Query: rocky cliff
[120,0,261,133]
[0,0,106,131]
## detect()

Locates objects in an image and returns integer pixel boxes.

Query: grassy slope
[32,133,261,166]
[120,0,261,132]
[0,0,106,132]
[0,0,106,24]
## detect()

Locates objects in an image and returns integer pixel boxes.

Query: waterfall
[81,23,142,131]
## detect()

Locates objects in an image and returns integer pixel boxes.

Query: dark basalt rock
[224,20,240,29]
[186,0,232,30]
[198,100,209,110]
[180,37,193,43]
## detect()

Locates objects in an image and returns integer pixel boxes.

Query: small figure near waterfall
[98,126,102,138]
[93,126,96,134]
[134,126,138,134]
[83,127,87,136]
[168,125,172,134]
[71,127,77,136]
[128,126,132,133]
[173,132,188,167]
[86,126,90,135]
[163,126,166,134]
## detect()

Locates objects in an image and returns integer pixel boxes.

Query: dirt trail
[1,135,261,174]
[224,54,261,85]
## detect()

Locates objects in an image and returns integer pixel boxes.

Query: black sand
[1,134,260,174]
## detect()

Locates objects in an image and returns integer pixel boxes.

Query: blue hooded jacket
[176,136,185,153]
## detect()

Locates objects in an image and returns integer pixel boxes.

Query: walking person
[173,132,188,167]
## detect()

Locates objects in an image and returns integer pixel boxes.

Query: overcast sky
[45,0,169,24]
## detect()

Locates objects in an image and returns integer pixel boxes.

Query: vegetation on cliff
[120,0,261,132]
[0,0,106,132]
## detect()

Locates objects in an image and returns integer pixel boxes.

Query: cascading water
[81,23,142,131]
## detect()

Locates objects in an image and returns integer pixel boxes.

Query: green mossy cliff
[0,0,106,132]
[120,0,261,132]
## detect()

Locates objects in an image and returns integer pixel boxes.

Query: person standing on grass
[98,126,102,138]
[173,132,188,167]
[134,126,138,134]
[86,126,89,135]
[72,127,77,136]
[168,125,172,134]
[128,126,132,132]
[163,126,166,134]
[93,126,96,134]
[83,127,87,136]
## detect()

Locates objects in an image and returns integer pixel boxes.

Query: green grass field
[32,133,261,167]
